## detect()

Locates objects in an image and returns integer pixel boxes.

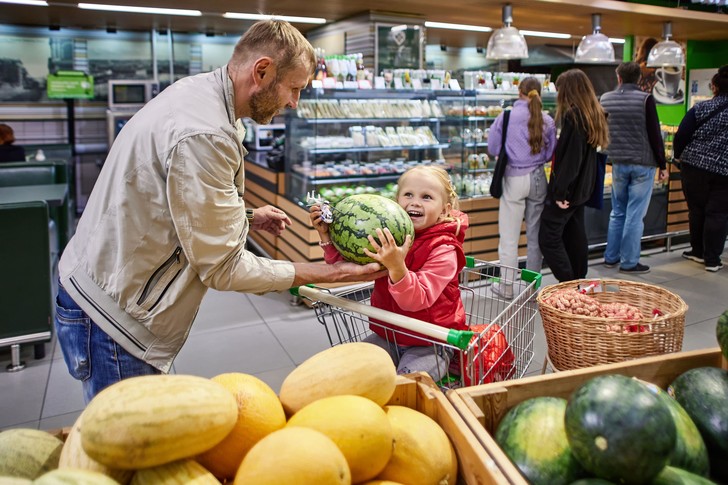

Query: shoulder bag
[489,110,510,199]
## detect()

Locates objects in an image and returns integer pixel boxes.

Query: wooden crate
[446,347,727,484]
[391,372,511,485]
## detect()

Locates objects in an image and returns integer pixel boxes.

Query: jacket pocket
[137,246,185,312]
[55,296,91,381]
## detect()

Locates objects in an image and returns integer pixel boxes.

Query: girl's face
[397,171,451,231]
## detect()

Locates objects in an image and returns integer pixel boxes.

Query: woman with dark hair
[538,69,610,282]
[635,37,659,93]
[673,65,728,272]
[0,123,26,163]
[488,76,556,297]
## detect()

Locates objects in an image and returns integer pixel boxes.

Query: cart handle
[464,256,542,290]
[296,285,474,350]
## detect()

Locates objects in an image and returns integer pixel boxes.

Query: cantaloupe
[376,405,455,485]
[286,394,394,483]
[0,477,32,484]
[34,468,121,484]
[0,428,63,479]
[80,374,237,469]
[59,411,133,484]
[233,427,351,485]
[279,342,396,415]
[196,373,286,481]
[130,459,219,484]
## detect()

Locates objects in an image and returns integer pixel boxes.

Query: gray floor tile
[190,289,264,334]
[681,317,722,352]
[172,323,295,378]
[41,359,85,420]
[40,410,82,432]
[253,365,297,395]
[0,363,49,429]
[265,310,334,365]
[247,291,300,321]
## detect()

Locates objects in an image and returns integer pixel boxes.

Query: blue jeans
[604,164,656,269]
[55,283,161,404]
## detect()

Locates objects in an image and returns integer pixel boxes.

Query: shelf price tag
[449,79,461,91]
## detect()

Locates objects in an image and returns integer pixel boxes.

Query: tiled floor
[1,245,726,432]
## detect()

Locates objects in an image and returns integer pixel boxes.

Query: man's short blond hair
[230,19,315,78]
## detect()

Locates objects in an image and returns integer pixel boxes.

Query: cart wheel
[34,343,46,360]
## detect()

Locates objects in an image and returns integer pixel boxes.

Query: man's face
[249,60,309,125]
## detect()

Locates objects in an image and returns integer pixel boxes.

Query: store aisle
[1,247,726,432]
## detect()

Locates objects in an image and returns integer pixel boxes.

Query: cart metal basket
[296,257,541,388]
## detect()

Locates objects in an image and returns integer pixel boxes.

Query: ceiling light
[78,3,201,16]
[1,0,47,5]
[223,12,326,24]
[425,21,492,33]
[520,30,571,39]
[486,4,528,60]
[575,14,615,63]
[647,21,685,67]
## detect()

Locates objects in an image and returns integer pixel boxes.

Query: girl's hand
[363,228,413,283]
[309,204,329,236]
[555,200,570,209]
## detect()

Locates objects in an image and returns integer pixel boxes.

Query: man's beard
[249,83,281,125]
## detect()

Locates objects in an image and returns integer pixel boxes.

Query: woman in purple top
[488,77,556,298]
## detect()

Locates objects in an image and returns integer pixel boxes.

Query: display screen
[112,84,146,104]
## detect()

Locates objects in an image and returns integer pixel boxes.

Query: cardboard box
[447,347,727,484]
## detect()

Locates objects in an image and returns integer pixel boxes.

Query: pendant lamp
[486,4,528,60]
[647,21,685,67]
[574,14,615,63]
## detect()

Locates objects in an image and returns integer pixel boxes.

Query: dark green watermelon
[565,375,676,485]
[717,309,728,361]
[669,367,728,483]
[495,396,587,485]
[570,480,615,485]
[328,194,414,264]
[636,379,710,477]
[650,466,718,485]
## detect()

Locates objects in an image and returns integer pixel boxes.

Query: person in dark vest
[673,65,728,272]
[600,62,668,274]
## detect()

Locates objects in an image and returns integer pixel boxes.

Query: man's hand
[658,169,669,181]
[555,200,570,209]
[331,261,388,282]
[250,205,291,236]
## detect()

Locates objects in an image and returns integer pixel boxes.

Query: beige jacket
[59,66,295,372]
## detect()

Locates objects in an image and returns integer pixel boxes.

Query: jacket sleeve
[645,95,667,170]
[487,112,504,157]
[551,116,587,202]
[544,115,557,162]
[167,134,295,294]
[673,107,697,160]
[388,244,458,312]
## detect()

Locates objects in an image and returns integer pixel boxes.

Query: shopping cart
[295,257,541,388]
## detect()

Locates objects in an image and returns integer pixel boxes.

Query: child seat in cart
[296,257,541,388]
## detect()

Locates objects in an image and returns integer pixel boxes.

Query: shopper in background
[55,20,384,403]
[673,65,728,272]
[635,37,659,94]
[539,69,610,282]
[600,62,669,274]
[487,77,556,298]
[0,123,26,163]
[310,166,469,383]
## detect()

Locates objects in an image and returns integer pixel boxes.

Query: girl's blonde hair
[555,69,610,149]
[518,77,545,155]
[397,165,460,213]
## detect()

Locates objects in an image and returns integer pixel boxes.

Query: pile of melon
[0,342,458,485]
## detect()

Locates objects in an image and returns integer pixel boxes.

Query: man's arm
[291,261,386,287]
[645,95,667,171]
[673,108,697,160]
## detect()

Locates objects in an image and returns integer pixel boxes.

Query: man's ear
[252,57,274,87]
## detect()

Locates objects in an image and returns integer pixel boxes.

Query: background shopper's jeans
[604,164,656,269]
[55,283,161,404]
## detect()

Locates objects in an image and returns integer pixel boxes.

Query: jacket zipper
[137,247,182,307]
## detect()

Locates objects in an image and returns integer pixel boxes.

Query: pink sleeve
[389,245,459,312]
[322,244,345,264]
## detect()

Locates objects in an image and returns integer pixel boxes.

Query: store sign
[47,70,94,99]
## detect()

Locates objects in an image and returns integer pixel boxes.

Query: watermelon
[495,397,587,485]
[651,466,718,485]
[569,480,615,485]
[328,194,414,265]
[564,375,676,485]
[669,367,728,483]
[717,309,728,361]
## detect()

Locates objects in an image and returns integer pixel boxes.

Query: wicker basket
[537,279,688,371]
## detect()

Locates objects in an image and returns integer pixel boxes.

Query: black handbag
[489,110,511,199]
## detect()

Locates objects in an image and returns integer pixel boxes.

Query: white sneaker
[492,282,514,300]
[705,262,724,272]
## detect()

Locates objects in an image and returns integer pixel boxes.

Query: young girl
[310,165,469,381]
[488,76,556,298]
[539,69,610,282]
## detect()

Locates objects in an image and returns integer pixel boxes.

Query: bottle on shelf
[314,48,327,81]
[355,53,366,81]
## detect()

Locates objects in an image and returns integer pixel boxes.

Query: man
[56,20,383,403]
[600,61,668,274]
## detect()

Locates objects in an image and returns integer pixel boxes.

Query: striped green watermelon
[716,309,728,361]
[328,194,414,265]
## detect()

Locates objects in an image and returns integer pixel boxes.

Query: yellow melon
[196,373,286,481]
[0,428,63,480]
[130,459,219,484]
[376,405,455,485]
[359,481,405,485]
[34,468,121,484]
[279,342,396,415]
[286,395,394,483]
[233,427,351,485]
